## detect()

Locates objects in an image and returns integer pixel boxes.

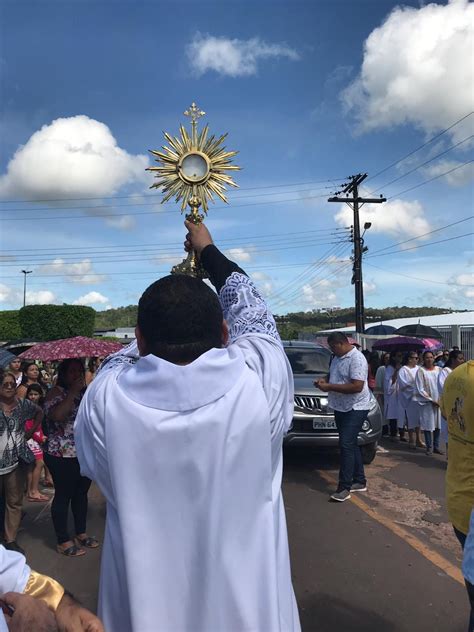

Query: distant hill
[93,304,462,333]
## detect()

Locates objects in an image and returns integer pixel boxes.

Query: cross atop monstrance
[146,102,240,277]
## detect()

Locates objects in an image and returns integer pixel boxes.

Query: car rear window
[284,348,331,374]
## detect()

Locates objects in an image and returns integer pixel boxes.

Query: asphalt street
[17,439,469,631]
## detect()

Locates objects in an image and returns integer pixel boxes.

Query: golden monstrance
[147,103,240,277]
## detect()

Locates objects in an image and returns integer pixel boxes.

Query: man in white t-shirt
[315,332,371,502]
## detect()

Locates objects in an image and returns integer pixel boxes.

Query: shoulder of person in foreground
[0,544,104,631]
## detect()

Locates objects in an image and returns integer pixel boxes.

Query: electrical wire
[367,233,473,259]
[364,111,474,184]
[0,192,330,221]
[370,134,474,193]
[364,262,473,287]
[368,215,473,257]
[0,185,336,213]
[387,160,474,200]
[0,178,345,205]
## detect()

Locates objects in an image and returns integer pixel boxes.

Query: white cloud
[341,0,474,142]
[454,272,474,286]
[422,160,474,187]
[105,215,136,231]
[0,283,56,305]
[334,198,431,240]
[35,258,106,285]
[301,282,338,308]
[0,115,149,199]
[73,291,109,306]
[363,280,377,295]
[27,290,56,304]
[251,271,274,295]
[187,33,299,77]
[225,247,253,262]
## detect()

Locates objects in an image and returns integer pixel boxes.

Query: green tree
[19,305,95,341]
[0,311,21,341]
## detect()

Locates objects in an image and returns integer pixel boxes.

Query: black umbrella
[395,324,443,340]
[365,324,397,335]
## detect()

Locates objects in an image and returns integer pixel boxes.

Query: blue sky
[0,0,473,314]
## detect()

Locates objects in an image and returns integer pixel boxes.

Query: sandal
[75,536,99,549]
[27,495,49,503]
[57,544,85,557]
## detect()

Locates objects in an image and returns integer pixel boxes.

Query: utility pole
[328,174,386,333]
[21,270,32,307]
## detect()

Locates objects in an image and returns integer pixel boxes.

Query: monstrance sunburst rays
[146,104,240,215]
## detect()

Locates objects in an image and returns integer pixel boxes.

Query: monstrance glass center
[180,153,209,183]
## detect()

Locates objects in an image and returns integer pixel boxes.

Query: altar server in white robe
[75,221,301,632]
[0,544,103,631]
[397,352,422,449]
[384,351,405,441]
[438,349,466,446]
[415,351,442,455]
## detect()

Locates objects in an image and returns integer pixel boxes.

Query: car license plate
[313,418,336,430]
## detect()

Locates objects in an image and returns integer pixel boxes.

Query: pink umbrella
[18,336,123,361]
[421,338,444,352]
[372,336,426,352]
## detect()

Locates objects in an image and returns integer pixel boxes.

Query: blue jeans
[334,409,369,492]
[424,429,440,451]
[453,527,474,632]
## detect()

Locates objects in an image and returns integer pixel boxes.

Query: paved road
[17,439,469,631]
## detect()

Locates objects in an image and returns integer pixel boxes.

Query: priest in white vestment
[75,221,301,632]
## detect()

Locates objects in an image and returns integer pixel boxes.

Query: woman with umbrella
[415,351,442,455]
[43,359,99,557]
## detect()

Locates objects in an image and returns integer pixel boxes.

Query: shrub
[0,310,22,341]
[19,305,95,341]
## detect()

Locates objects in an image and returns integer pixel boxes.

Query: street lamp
[21,270,32,307]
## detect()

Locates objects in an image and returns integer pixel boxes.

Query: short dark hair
[56,358,85,389]
[445,350,464,368]
[327,332,348,345]
[137,275,224,364]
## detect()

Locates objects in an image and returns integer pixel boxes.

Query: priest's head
[136,275,229,364]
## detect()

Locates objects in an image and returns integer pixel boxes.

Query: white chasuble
[75,272,301,632]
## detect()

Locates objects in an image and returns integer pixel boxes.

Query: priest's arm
[190,221,294,447]
[0,545,104,631]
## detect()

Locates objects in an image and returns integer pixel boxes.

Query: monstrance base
[171,251,208,279]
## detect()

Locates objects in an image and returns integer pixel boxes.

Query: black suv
[282,340,382,464]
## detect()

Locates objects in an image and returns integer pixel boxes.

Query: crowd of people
[0,219,471,630]
[0,357,102,558]
[367,347,466,455]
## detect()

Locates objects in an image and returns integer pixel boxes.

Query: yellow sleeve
[24,570,65,611]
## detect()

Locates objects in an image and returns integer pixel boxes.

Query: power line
[266,242,349,302]
[387,160,474,200]
[0,260,349,281]
[368,215,473,256]
[371,134,474,193]
[367,232,473,259]
[0,193,330,222]
[0,238,350,269]
[365,111,474,184]
[0,178,345,205]
[0,227,349,254]
[364,262,473,287]
[0,185,336,213]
